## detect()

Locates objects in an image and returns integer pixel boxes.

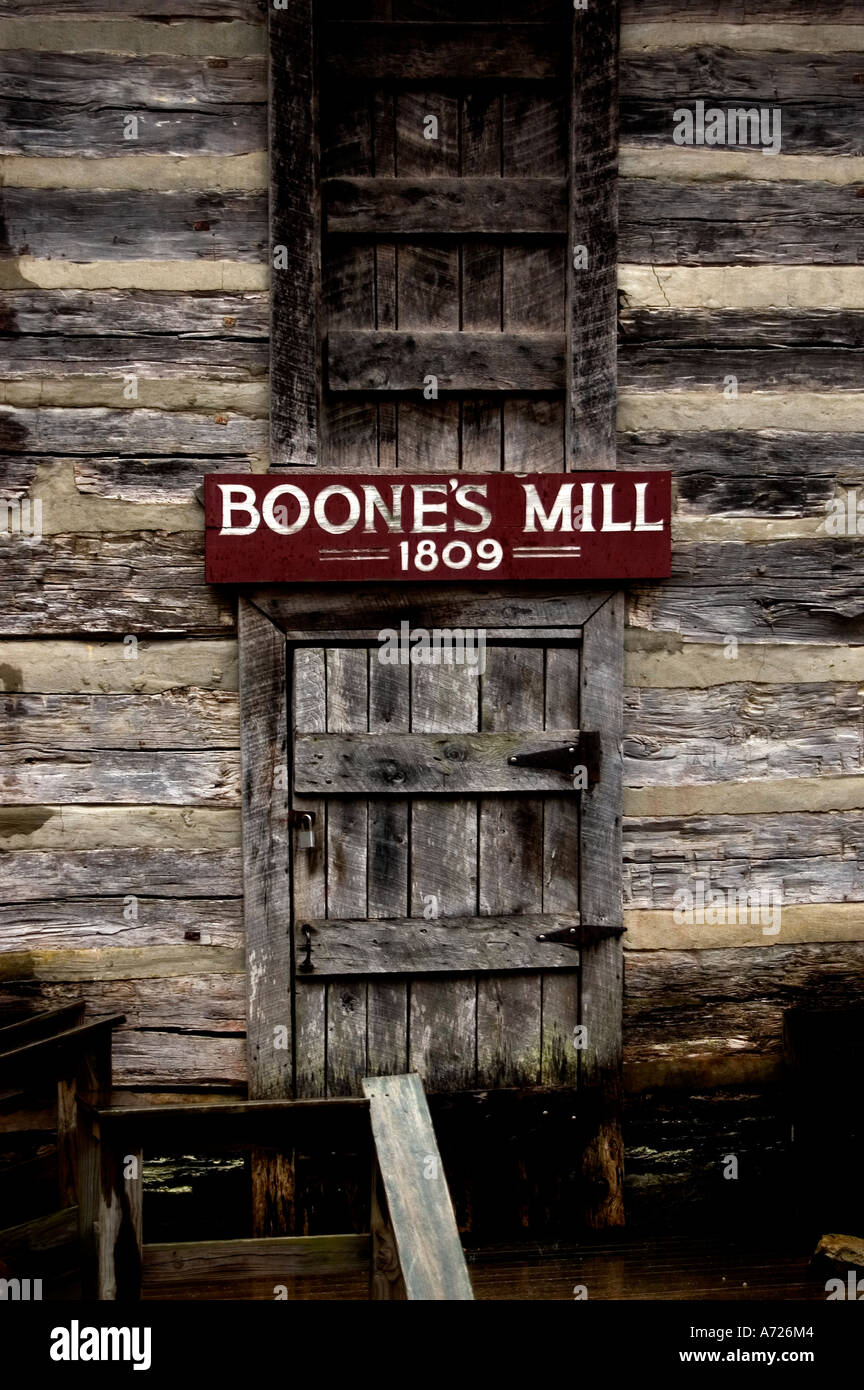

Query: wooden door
[290,633,592,1097]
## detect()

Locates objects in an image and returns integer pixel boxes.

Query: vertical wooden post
[76,1032,143,1299]
[270,0,320,468]
[567,0,625,1228]
[567,0,620,469]
[239,598,295,1233]
[580,594,625,1228]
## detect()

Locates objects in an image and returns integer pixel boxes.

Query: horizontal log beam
[3,182,861,266]
[328,331,564,393]
[324,178,566,235]
[95,1096,370,1150]
[322,23,566,80]
[294,730,583,794]
[296,913,583,976]
[140,1234,370,1297]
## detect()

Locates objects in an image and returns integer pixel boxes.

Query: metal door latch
[508,731,601,785]
[298,923,314,973]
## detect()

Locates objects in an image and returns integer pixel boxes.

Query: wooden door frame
[256,0,624,1225]
[238,583,623,1224]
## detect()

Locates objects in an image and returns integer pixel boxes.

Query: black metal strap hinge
[536,923,626,948]
[508,731,601,784]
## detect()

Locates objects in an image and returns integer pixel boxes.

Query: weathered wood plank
[367,659,410,1078]
[623,101,863,159]
[290,647,327,1101]
[620,0,864,16]
[95,1095,368,1142]
[295,730,584,794]
[619,179,863,266]
[579,592,625,1229]
[0,408,265,456]
[323,23,566,80]
[111,1027,245,1087]
[239,599,291,1100]
[0,1001,84,1045]
[254,584,611,635]
[0,848,242,902]
[270,0,318,467]
[0,691,239,748]
[1,336,267,379]
[0,900,242,952]
[624,682,863,788]
[328,331,564,392]
[619,347,864,395]
[541,645,581,1088]
[141,1234,370,1298]
[0,530,234,638]
[477,645,544,1089]
[3,181,862,266]
[295,913,581,976]
[2,288,268,338]
[624,809,864,912]
[620,309,864,351]
[363,1073,473,1301]
[324,647,369,1098]
[0,0,266,13]
[629,580,864,646]
[624,940,864,1085]
[325,177,565,234]
[0,188,267,262]
[568,0,619,466]
[0,748,240,805]
[408,664,478,1092]
[621,48,864,103]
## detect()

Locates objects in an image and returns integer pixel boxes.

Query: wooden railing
[3,1056,475,1306]
[0,1003,125,1298]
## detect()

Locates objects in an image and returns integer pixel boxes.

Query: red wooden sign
[204,472,671,583]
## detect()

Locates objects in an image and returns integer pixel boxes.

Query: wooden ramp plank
[362,1073,474,1301]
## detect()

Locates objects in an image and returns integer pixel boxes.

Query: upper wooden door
[270,0,619,471]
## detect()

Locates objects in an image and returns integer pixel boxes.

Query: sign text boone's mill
[205,471,672,583]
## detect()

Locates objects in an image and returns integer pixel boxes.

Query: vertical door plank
[461,89,502,471]
[240,602,294,1235]
[326,647,369,1096]
[541,644,581,1087]
[240,599,292,1099]
[396,85,460,470]
[293,646,327,1100]
[476,646,543,1088]
[580,594,625,1227]
[409,663,478,1092]
[270,0,319,467]
[367,658,410,1074]
[501,87,566,474]
[568,0,620,468]
[503,398,564,472]
[373,95,397,469]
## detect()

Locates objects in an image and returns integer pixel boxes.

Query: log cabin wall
[2,0,864,1231]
